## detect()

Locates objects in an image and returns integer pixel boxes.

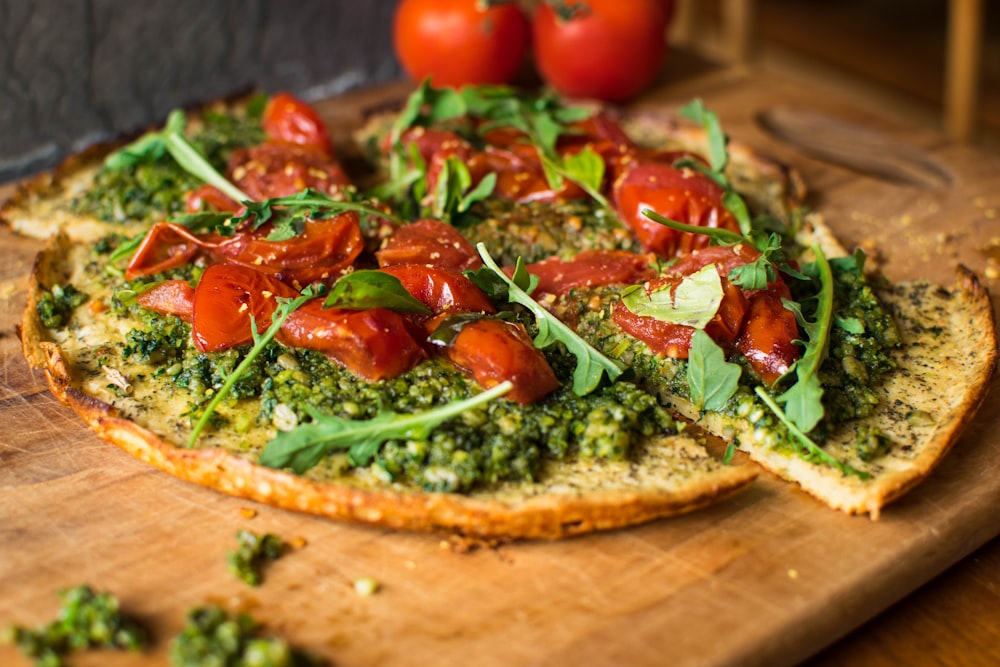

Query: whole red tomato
[393,0,530,88]
[532,0,671,101]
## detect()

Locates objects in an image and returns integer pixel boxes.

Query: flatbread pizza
[6,83,996,539]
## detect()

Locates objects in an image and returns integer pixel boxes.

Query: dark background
[0,0,402,182]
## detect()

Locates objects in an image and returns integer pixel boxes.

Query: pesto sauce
[37,283,89,329]
[72,104,267,223]
[170,606,321,667]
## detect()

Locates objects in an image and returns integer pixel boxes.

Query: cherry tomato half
[393,0,530,88]
[525,250,658,297]
[376,218,482,272]
[262,92,334,156]
[532,0,669,102]
[379,265,495,315]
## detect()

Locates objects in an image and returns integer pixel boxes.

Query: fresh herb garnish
[775,245,835,433]
[427,155,497,223]
[227,530,285,587]
[259,380,513,473]
[620,264,724,328]
[471,243,625,395]
[688,329,742,412]
[188,285,323,447]
[323,270,432,315]
[233,188,404,241]
[106,109,250,204]
[754,386,867,479]
[4,585,145,666]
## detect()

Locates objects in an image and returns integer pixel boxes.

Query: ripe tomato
[376,218,482,272]
[446,318,560,404]
[532,0,670,101]
[393,0,530,87]
[125,223,215,279]
[525,250,658,296]
[262,92,334,156]
[737,291,800,384]
[379,265,495,315]
[136,280,195,322]
[228,142,350,201]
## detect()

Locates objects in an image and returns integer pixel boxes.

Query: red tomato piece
[532,0,669,102]
[191,264,298,353]
[228,142,350,201]
[526,250,658,296]
[393,0,530,88]
[376,218,482,272]
[612,160,740,257]
[737,291,801,385]
[216,212,364,287]
[446,318,559,404]
[667,244,792,298]
[136,280,195,322]
[125,223,218,280]
[379,265,495,315]
[185,184,240,214]
[611,273,749,358]
[262,92,334,156]
[278,302,426,381]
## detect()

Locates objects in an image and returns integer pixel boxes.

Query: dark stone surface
[0,0,401,182]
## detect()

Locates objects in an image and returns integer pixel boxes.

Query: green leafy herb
[678,98,729,177]
[620,264,723,328]
[323,270,432,315]
[473,243,625,395]
[428,155,497,222]
[641,208,744,246]
[259,381,513,473]
[36,283,89,329]
[170,605,323,667]
[775,245,835,433]
[227,530,285,587]
[754,386,867,479]
[188,285,323,447]
[233,188,404,241]
[4,585,145,666]
[688,329,742,412]
[106,109,250,204]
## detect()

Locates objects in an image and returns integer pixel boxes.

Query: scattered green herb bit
[776,245,835,433]
[353,577,381,597]
[3,585,145,667]
[473,243,625,395]
[688,330,742,412]
[188,285,323,447]
[259,380,513,474]
[324,270,432,315]
[169,605,323,667]
[233,188,403,240]
[36,283,89,329]
[227,530,285,587]
[853,424,893,462]
[678,98,729,178]
[621,264,723,328]
[428,155,497,223]
[835,315,866,335]
[754,386,867,479]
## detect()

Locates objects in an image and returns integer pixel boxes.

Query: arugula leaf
[688,329,742,412]
[106,109,250,204]
[641,208,744,246]
[323,270,432,315]
[775,245,835,433]
[259,381,513,473]
[678,98,729,179]
[232,188,404,239]
[620,264,724,328]
[188,285,322,447]
[429,156,497,222]
[474,243,624,395]
[754,386,867,479]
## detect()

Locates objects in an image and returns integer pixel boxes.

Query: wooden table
[2,64,999,666]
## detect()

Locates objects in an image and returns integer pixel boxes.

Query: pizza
[7,83,997,539]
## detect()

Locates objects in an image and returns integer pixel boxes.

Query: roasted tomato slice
[379,265,495,315]
[613,161,740,257]
[612,273,749,358]
[136,280,195,322]
[278,302,426,381]
[185,184,240,214]
[445,318,559,404]
[737,291,801,384]
[376,218,482,271]
[667,243,792,298]
[216,211,364,286]
[191,264,298,353]
[125,223,218,280]
[525,249,657,296]
[262,92,335,156]
[228,142,350,200]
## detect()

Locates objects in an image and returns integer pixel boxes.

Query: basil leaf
[621,264,724,329]
[688,330,742,412]
[323,270,432,315]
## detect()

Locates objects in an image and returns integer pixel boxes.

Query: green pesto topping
[227,530,285,587]
[169,606,322,667]
[37,283,89,329]
[72,103,266,224]
[3,585,146,667]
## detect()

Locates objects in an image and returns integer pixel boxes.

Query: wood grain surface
[2,66,999,667]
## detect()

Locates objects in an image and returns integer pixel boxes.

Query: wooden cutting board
[2,68,999,667]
